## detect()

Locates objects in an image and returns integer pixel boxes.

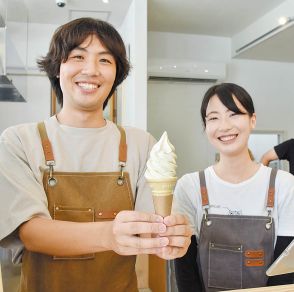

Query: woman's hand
[155,214,192,260]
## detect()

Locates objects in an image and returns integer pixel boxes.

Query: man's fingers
[113,221,167,235]
[118,235,169,249]
[116,210,163,223]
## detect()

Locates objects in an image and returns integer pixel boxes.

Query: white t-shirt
[0,116,156,258]
[172,165,294,242]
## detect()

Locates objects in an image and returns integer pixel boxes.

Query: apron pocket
[53,205,95,260]
[208,242,242,290]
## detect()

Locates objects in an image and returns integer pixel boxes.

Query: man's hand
[156,214,192,260]
[111,210,169,255]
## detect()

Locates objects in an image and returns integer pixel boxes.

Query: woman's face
[205,94,256,158]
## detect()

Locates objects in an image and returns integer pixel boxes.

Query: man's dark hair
[37,17,130,109]
[200,83,255,128]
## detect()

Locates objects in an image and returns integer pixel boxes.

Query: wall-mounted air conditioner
[148,58,226,83]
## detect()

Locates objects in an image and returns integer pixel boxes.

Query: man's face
[59,35,116,114]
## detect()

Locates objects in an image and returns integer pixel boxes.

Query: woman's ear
[251,113,257,129]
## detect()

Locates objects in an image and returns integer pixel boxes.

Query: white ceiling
[148,0,286,37]
[7,0,133,28]
[3,0,294,62]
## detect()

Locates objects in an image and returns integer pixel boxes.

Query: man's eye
[100,58,112,64]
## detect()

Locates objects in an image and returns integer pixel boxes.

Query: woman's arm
[174,235,203,292]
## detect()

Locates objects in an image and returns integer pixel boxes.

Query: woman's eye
[230,112,238,117]
[207,117,217,121]
[71,55,84,60]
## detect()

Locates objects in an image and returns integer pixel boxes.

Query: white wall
[0,23,57,133]
[119,0,148,130]
[148,31,294,176]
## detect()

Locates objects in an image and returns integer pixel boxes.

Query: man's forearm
[19,217,114,256]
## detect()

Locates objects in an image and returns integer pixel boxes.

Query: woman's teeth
[77,82,98,90]
[219,135,237,142]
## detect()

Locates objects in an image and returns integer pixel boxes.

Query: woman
[173,83,294,291]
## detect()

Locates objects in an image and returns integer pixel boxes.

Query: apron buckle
[266,209,273,230]
[204,207,212,226]
[47,163,58,187]
[117,163,125,186]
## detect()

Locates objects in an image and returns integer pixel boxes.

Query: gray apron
[198,168,277,291]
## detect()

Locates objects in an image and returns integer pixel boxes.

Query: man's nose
[81,59,100,76]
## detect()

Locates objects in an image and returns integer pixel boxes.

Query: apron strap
[37,122,127,166]
[116,125,127,164]
[266,168,278,209]
[37,122,55,165]
[199,170,209,207]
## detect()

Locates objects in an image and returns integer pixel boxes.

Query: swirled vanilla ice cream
[145,132,177,217]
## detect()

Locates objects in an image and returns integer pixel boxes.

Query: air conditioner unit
[148,58,226,83]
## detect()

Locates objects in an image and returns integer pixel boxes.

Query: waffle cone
[146,177,177,217]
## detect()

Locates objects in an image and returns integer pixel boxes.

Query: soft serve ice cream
[145,132,177,217]
[145,131,177,180]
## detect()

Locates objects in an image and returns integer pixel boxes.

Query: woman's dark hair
[200,83,255,127]
[37,17,130,109]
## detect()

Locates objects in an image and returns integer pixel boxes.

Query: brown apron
[198,168,277,291]
[20,122,138,292]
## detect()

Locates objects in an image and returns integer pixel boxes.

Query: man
[261,139,294,175]
[0,18,191,292]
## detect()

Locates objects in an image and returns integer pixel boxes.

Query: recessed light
[173,65,177,68]
[204,69,209,73]
[102,0,109,3]
[278,16,288,25]
[159,66,163,70]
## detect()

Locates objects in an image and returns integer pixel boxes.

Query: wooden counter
[225,284,294,291]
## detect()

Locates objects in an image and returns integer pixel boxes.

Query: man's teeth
[219,135,236,141]
[77,82,98,89]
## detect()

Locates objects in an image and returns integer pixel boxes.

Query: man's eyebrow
[72,46,112,56]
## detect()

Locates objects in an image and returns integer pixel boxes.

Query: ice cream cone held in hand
[145,132,177,217]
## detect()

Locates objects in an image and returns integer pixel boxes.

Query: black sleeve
[274,139,294,161]
[175,235,203,292]
[267,236,294,286]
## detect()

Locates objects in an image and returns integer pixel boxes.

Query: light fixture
[102,0,109,3]
[236,16,294,54]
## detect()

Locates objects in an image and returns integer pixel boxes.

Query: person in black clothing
[261,139,294,175]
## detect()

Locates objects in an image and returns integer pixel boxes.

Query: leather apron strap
[38,122,127,165]
[37,123,55,163]
[199,167,278,209]
[267,168,277,209]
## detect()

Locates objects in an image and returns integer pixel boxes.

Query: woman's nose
[219,117,233,131]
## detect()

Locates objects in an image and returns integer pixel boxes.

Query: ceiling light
[102,0,109,3]
[173,65,177,68]
[204,69,209,73]
[278,16,289,25]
